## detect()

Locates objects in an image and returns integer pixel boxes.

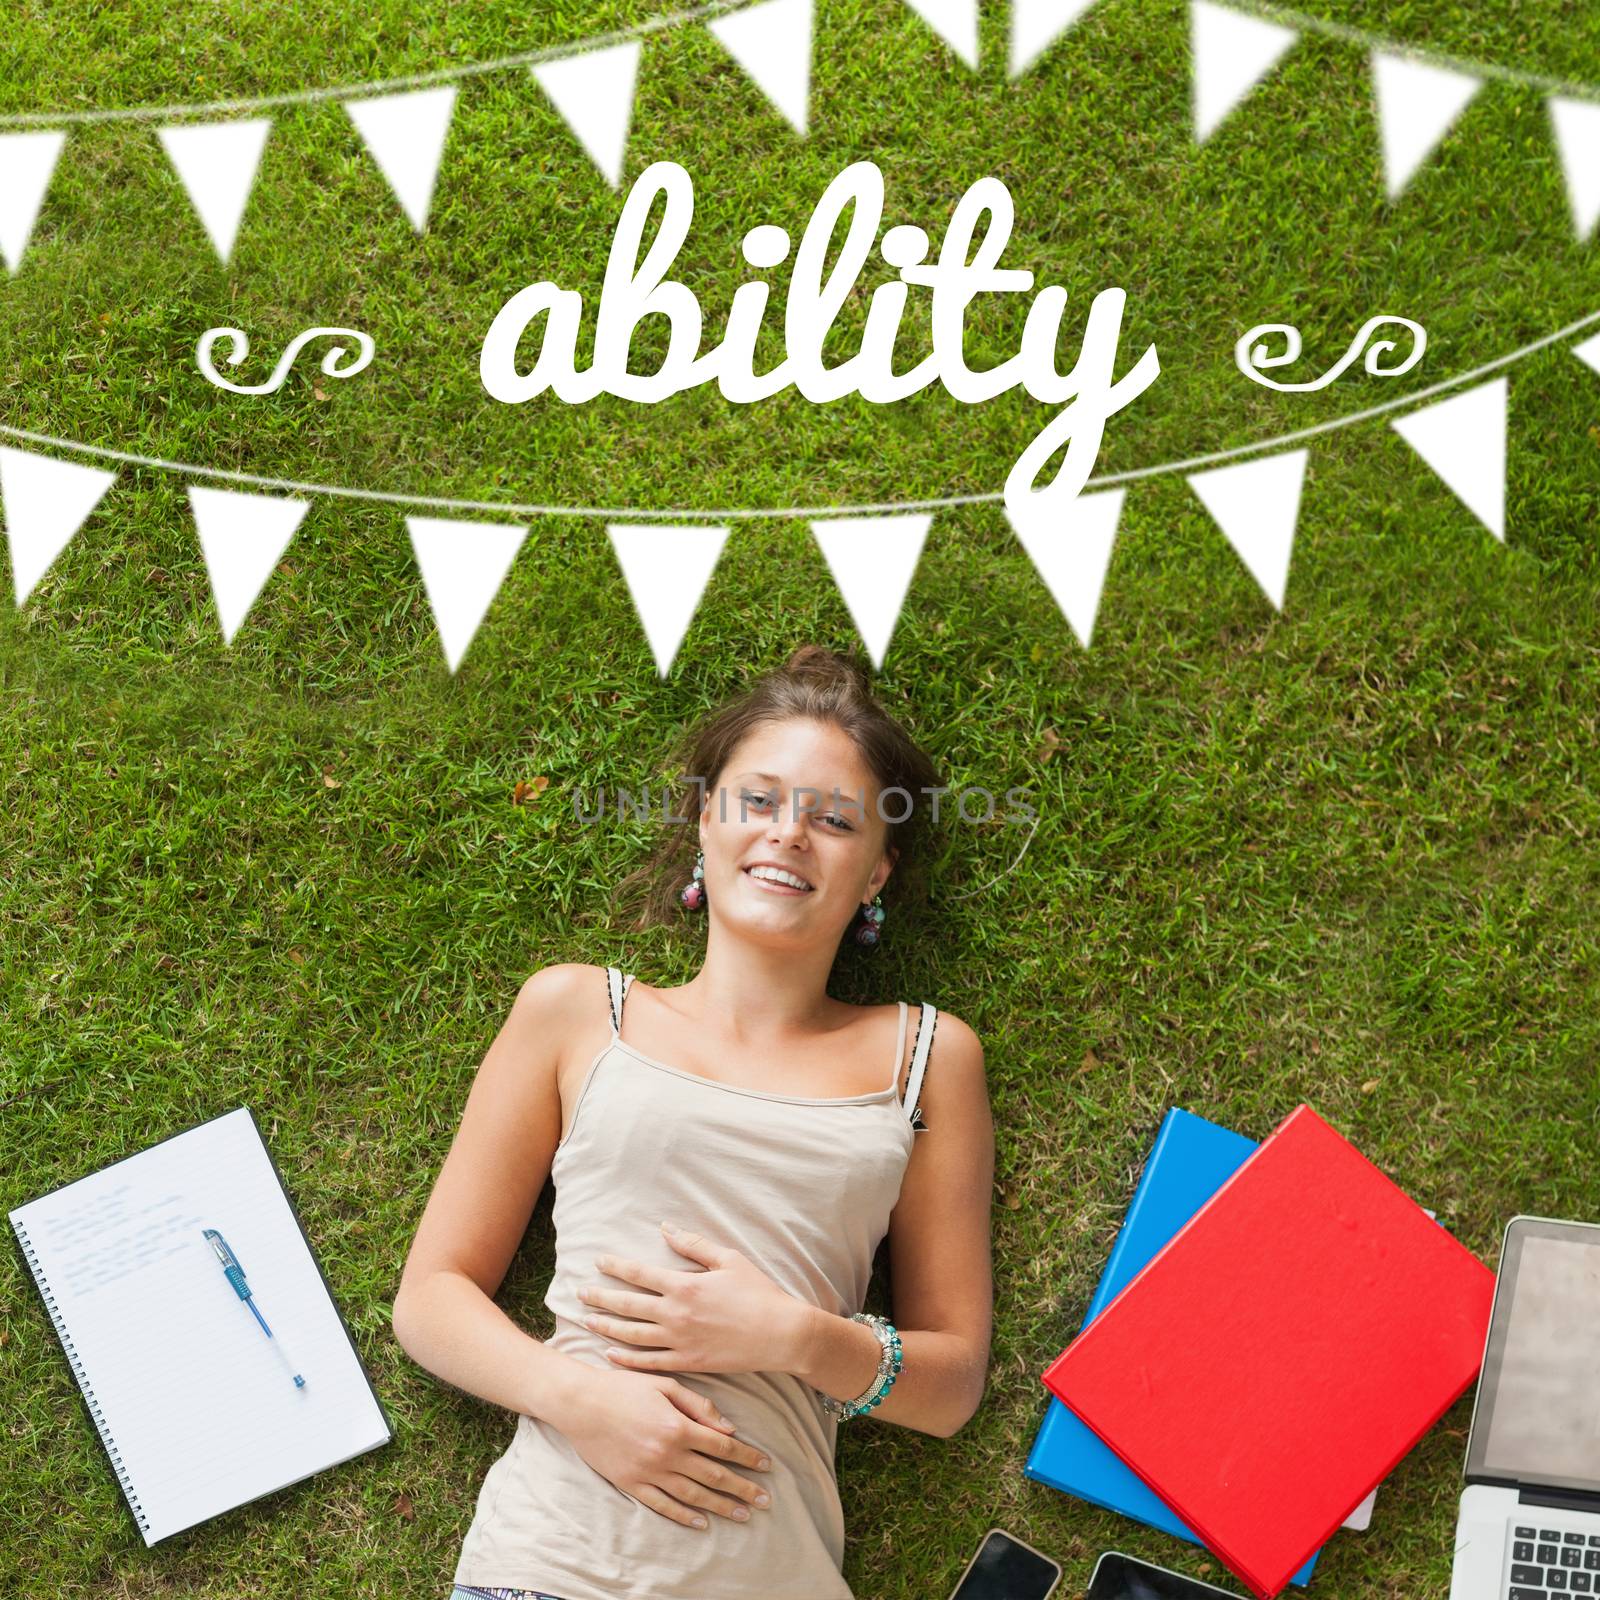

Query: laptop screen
[1467,1219,1600,1496]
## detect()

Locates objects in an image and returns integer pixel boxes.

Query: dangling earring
[680,848,707,911]
[853,892,886,948]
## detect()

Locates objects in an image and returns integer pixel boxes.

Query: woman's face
[698,718,895,951]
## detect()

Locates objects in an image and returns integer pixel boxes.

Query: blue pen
[204,1228,306,1388]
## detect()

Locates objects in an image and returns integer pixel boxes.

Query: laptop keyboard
[1506,1525,1600,1598]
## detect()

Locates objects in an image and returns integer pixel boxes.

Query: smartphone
[1085,1551,1247,1598]
[947,1527,1063,1600]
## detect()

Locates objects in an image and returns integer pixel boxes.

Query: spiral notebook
[9,1106,392,1545]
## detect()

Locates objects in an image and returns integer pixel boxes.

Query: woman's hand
[554,1364,775,1531]
[578,1221,811,1376]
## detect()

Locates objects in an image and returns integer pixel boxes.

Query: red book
[1041,1104,1496,1600]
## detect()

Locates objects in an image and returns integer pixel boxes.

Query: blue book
[1024,1107,1321,1587]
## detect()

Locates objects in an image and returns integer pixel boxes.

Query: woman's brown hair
[616,645,945,940]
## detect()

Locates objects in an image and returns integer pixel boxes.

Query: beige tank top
[452,966,938,1600]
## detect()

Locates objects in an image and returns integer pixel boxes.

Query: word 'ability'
[479,160,1161,526]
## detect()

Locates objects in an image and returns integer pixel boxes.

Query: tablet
[1086,1552,1247,1598]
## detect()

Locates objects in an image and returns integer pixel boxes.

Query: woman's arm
[394,963,782,1531]
[390,962,599,1436]
[785,1012,994,1438]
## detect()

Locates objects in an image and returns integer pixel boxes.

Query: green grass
[3,0,1600,1596]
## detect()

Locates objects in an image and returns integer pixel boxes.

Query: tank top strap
[903,1002,938,1131]
[605,966,633,1035]
[887,999,909,1092]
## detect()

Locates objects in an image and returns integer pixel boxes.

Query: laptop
[1451,1216,1600,1600]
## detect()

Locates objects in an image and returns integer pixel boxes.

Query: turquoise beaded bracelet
[818,1312,903,1420]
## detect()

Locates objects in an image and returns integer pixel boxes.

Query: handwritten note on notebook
[10,1106,391,1544]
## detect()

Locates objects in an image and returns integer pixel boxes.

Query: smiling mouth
[743,866,815,893]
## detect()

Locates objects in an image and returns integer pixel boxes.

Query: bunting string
[3,303,1596,519]
[4,309,1598,674]
[1215,0,1600,99]
[5,0,1600,273]
[0,0,767,127]
[4,0,1599,130]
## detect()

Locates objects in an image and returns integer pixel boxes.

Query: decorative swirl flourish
[1236,315,1426,392]
[196,326,375,396]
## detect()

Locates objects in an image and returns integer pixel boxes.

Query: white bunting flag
[1390,377,1507,543]
[1547,96,1600,242]
[607,522,730,677]
[407,515,530,674]
[1187,449,1309,611]
[344,84,458,231]
[1009,0,1096,80]
[809,514,931,670]
[1190,0,1299,145]
[902,0,979,70]
[532,41,642,190]
[1005,488,1125,650]
[0,130,66,274]
[0,447,117,606]
[186,485,310,646]
[1371,51,1481,201]
[1572,329,1600,376]
[709,0,814,136]
[157,118,272,264]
